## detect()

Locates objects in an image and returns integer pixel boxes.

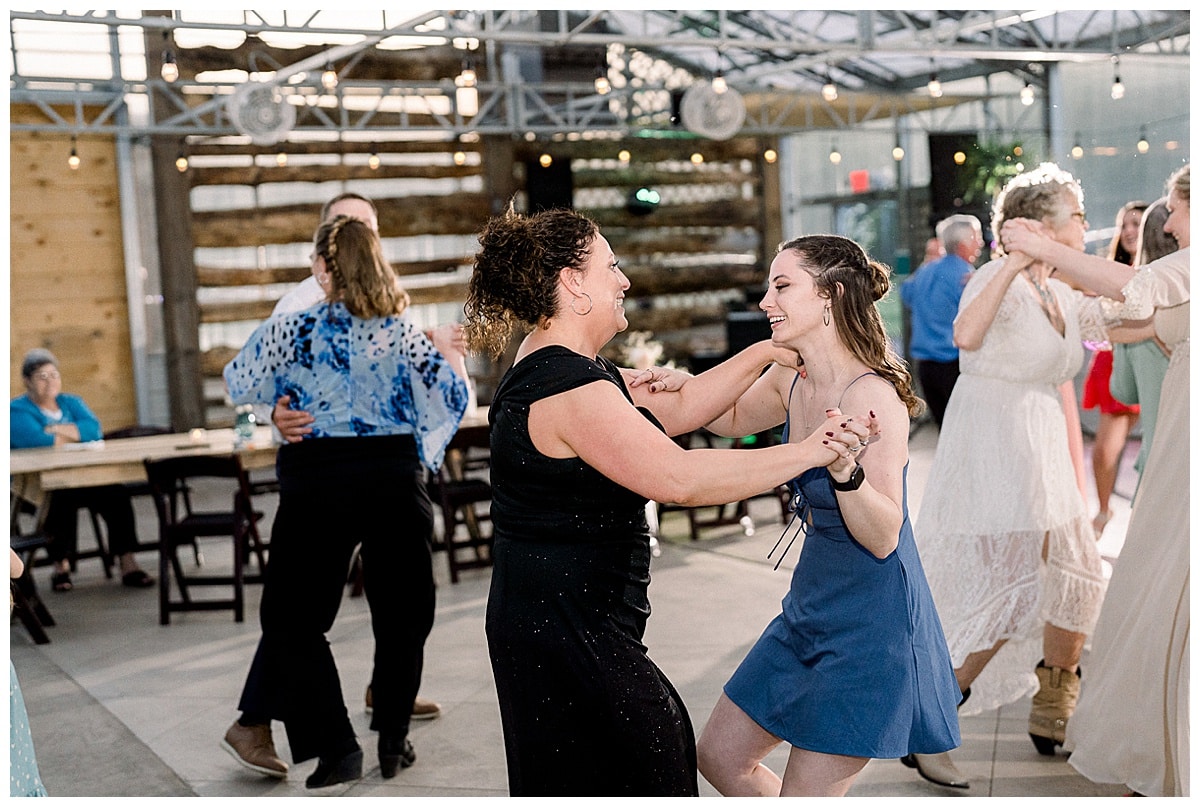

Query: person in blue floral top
[223,214,469,789]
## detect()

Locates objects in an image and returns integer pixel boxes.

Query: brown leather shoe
[365,686,443,721]
[221,721,288,778]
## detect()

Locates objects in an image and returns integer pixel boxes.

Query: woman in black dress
[463,206,874,796]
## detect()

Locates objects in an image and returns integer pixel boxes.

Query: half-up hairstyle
[314,214,409,318]
[778,234,923,418]
[464,203,599,358]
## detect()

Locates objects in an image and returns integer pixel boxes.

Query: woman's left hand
[819,408,878,480]
[999,217,1050,259]
[627,365,692,394]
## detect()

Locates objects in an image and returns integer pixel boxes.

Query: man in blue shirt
[900,214,984,428]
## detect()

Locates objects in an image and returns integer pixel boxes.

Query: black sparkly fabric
[485,345,698,796]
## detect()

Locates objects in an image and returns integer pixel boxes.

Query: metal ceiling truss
[8,9,1189,140]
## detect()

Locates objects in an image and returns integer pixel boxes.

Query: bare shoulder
[840,373,906,420]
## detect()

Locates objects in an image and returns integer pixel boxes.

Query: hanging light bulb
[892,144,905,161]
[617,149,631,164]
[175,150,189,172]
[1137,128,1150,154]
[453,150,467,166]
[927,60,942,98]
[321,64,338,91]
[455,57,479,117]
[763,148,778,164]
[1071,133,1084,160]
[711,68,727,95]
[67,137,80,170]
[594,63,610,96]
[690,152,704,165]
[1110,55,1125,100]
[368,148,381,170]
[539,153,553,168]
[1020,81,1035,106]
[159,30,179,83]
[275,151,288,168]
[821,63,838,102]
[829,145,842,165]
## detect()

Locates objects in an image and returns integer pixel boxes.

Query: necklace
[796,360,857,437]
[1024,268,1065,334]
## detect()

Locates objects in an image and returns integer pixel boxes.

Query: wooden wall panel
[9,105,137,433]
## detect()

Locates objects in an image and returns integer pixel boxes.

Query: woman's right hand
[626,365,692,394]
[808,409,876,480]
[273,394,314,443]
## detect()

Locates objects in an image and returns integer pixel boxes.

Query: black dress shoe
[378,735,415,779]
[305,748,363,789]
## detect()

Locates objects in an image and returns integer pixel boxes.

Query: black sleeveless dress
[485,345,698,796]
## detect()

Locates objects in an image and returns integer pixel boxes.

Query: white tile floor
[10,423,1139,797]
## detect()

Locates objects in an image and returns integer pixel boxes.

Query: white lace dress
[1065,248,1190,796]
[915,257,1111,716]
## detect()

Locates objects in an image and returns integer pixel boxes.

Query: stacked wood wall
[9,105,137,432]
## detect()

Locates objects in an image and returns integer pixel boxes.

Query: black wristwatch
[830,463,865,491]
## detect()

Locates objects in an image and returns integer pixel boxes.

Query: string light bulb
[892,144,905,161]
[1020,81,1035,106]
[539,153,553,168]
[821,63,838,102]
[321,64,338,91]
[1137,128,1150,154]
[829,144,842,165]
[1071,133,1084,160]
[368,148,380,170]
[763,148,778,164]
[67,137,80,170]
[175,150,188,172]
[455,58,479,117]
[711,68,727,95]
[275,151,287,168]
[453,150,467,166]
[1110,55,1125,100]
[927,60,942,98]
[594,64,610,95]
[690,152,704,165]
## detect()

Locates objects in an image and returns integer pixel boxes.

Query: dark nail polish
[825,431,834,437]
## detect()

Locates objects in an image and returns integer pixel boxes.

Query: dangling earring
[570,292,593,316]
[823,305,831,327]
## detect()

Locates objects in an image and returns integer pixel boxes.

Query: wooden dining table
[10,426,280,526]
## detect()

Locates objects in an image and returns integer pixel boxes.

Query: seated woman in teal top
[10,348,154,592]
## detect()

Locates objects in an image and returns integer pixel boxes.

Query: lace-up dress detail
[915,258,1113,716]
[723,372,961,758]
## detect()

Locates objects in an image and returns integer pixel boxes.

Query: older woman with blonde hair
[1002,164,1190,797]
[904,163,1122,789]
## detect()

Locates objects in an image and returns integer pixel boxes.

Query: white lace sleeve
[1100,247,1191,320]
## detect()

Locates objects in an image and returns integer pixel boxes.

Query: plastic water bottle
[234,404,256,447]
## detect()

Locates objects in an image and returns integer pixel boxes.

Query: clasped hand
[814,408,877,482]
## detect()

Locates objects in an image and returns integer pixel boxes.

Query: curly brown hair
[778,234,923,418]
[314,215,409,318]
[464,204,599,358]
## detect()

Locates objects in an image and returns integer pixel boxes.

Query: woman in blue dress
[673,235,961,796]
[223,215,469,788]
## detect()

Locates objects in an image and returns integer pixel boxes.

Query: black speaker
[928,132,978,219]
[726,311,771,356]
[525,159,573,212]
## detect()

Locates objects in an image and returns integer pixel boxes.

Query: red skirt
[1081,350,1139,415]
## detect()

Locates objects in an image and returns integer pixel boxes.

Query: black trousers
[237,435,436,763]
[42,485,139,563]
[917,358,961,429]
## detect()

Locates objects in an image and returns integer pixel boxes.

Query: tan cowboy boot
[1028,660,1081,755]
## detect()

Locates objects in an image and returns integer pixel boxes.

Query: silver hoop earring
[570,292,593,316]
[823,306,831,327]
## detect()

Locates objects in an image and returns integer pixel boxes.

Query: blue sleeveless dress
[723,376,961,759]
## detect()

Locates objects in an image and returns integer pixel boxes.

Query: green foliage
[959,140,1031,205]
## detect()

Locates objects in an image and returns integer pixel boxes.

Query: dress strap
[836,371,882,409]
[781,370,803,443]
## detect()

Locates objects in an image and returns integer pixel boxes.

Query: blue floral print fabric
[224,301,468,471]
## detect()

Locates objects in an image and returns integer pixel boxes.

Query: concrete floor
[10,423,1138,798]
